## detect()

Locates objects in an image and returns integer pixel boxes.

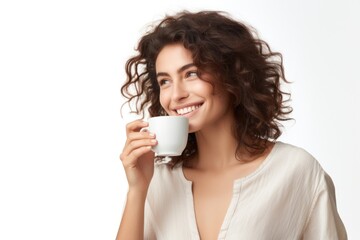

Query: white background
[0,0,359,239]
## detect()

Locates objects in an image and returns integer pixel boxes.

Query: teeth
[176,105,201,115]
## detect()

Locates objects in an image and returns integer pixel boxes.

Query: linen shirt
[144,142,347,239]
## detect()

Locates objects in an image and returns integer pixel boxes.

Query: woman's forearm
[116,190,147,240]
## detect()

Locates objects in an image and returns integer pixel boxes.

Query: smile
[176,104,202,115]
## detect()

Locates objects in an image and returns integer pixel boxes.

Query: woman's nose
[172,81,189,102]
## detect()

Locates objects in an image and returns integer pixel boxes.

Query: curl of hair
[121,10,293,167]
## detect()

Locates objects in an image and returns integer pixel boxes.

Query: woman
[117,10,347,240]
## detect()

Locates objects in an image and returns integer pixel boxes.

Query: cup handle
[140,127,157,155]
[140,127,149,133]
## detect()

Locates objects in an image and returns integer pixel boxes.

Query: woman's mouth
[175,104,202,116]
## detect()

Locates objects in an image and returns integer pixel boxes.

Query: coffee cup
[145,116,189,157]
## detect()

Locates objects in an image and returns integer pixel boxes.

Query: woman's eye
[185,71,198,78]
[158,79,169,86]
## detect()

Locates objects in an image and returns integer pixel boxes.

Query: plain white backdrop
[0,0,359,239]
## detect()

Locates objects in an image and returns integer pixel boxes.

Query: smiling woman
[117,10,347,240]
[121,10,293,167]
[156,44,231,134]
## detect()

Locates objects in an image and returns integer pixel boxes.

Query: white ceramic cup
[146,116,189,156]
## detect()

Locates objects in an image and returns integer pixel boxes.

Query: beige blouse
[144,142,347,239]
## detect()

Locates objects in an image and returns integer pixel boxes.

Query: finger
[123,132,156,154]
[127,131,155,142]
[126,120,148,135]
[122,138,157,158]
[121,146,153,167]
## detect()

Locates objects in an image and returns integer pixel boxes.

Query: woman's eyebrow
[177,63,196,74]
[156,63,195,78]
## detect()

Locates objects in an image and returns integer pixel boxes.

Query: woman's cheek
[159,92,171,113]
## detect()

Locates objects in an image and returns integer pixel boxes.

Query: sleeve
[302,172,347,240]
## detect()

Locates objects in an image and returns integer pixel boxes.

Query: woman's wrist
[127,188,148,202]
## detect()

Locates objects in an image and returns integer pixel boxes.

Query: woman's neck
[192,114,240,171]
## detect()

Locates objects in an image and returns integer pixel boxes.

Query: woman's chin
[188,123,200,133]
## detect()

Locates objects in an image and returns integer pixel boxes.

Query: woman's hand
[120,119,157,193]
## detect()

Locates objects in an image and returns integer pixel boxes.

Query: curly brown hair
[121,10,292,166]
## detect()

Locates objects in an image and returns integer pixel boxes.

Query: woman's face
[155,43,233,132]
